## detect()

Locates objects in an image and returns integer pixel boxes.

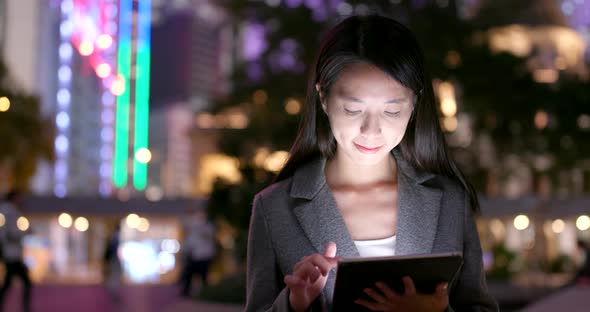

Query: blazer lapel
[290,157,359,259]
[393,149,442,256]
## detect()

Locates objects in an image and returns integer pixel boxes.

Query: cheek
[384,121,410,142]
[328,115,357,141]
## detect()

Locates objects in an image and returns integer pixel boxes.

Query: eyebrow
[339,94,407,104]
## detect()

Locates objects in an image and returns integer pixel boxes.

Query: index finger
[402,276,416,295]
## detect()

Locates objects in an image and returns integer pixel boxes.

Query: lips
[354,143,383,154]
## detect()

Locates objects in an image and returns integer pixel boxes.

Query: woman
[246,15,498,312]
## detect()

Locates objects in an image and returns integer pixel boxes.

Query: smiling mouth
[354,143,383,154]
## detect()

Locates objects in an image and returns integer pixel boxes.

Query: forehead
[331,62,411,98]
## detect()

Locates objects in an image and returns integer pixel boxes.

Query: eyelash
[344,109,401,117]
[344,108,361,115]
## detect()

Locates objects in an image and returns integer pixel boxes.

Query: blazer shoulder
[254,177,293,208]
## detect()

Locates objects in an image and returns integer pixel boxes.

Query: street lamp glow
[74,217,89,232]
[58,213,73,228]
[126,213,140,229]
[576,215,590,231]
[0,97,10,112]
[551,219,565,234]
[513,215,530,231]
[137,217,150,232]
[135,148,152,164]
[17,217,29,231]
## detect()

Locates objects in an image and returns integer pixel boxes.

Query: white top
[353,235,396,258]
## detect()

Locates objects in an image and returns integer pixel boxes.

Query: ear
[316,83,328,114]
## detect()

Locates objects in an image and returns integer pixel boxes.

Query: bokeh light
[514,214,530,230]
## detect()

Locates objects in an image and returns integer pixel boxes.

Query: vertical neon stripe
[132,0,151,190]
[113,0,133,188]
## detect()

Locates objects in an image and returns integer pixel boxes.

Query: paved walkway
[1,284,244,312]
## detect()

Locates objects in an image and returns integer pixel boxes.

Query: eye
[344,108,362,115]
[385,111,401,117]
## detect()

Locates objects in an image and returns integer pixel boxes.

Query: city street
[1,284,243,312]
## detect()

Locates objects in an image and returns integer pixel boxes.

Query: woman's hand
[355,276,449,312]
[284,242,338,312]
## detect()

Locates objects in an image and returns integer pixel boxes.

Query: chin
[351,152,390,166]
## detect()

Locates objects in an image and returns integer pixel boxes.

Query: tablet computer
[332,252,463,311]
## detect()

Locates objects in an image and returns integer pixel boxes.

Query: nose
[360,113,381,136]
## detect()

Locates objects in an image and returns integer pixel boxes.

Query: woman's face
[320,62,414,166]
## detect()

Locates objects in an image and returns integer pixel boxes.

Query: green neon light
[113,0,133,188]
[132,0,152,191]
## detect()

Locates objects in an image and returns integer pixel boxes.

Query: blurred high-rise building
[12,0,155,198]
[147,0,232,197]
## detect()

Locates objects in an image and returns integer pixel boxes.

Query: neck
[325,152,397,187]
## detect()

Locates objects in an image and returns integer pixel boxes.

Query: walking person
[0,190,32,312]
[179,209,216,297]
[102,223,122,302]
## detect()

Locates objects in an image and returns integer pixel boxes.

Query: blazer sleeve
[448,192,499,312]
[245,193,293,312]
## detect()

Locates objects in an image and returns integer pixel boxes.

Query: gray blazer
[246,149,499,311]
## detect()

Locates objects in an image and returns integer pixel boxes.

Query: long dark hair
[275,15,479,211]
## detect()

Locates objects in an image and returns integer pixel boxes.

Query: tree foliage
[0,59,55,191]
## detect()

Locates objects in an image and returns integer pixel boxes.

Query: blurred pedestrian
[103,223,122,301]
[179,209,216,297]
[0,190,32,312]
[573,239,590,286]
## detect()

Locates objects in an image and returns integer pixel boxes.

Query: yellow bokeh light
[0,213,5,227]
[197,154,242,195]
[74,217,89,232]
[126,213,141,229]
[253,147,270,168]
[96,63,111,78]
[534,110,549,129]
[442,116,458,132]
[489,218,505,240]
[226,112,249,129]
[514,214,530,231]
[138,217,150,232]
[440,98,457,117]
[58,213,73,228]
[17,217,29,231]
[96,34,113,49]
[285,98,302,115]
[264,151,289,173]
[135,148,152,164]
[253,90,268,105]
[552,219,565,234]
[576,215,590,231]
[78,41,94,56]
[438,81,455,99]
[110,75,126,96]
[0,97,10,112]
